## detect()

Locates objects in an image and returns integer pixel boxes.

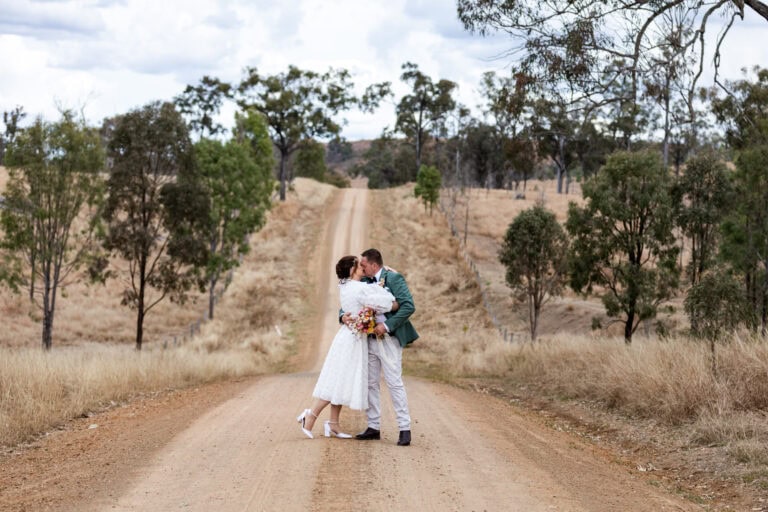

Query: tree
[685,268,750,375]
[570,117,611,182]
[711,66,768,150]
[195,127,272,320]
[395,62,457,175]
[102,101,209,350]
[174,75,233,139]
[293,139,327,182]
[499,204,568,341]
[641,8,698,168]
[529,97,576,194]
[0,106,26,165]
[567,151,680,343]
[712,67,768,334]
[719,145,768,335]
[462,121,503,188]
[326,137,353,164]
[1,111,104,350]
[672,150,733,286]
[414,164,441,215]
[457,0,768,119]
[478,70,531,188]
[353,130,414,188]
[237,66,388,201]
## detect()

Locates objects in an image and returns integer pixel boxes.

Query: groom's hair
[361,248,383,266]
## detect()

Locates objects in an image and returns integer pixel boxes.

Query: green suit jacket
[366,268,418,348]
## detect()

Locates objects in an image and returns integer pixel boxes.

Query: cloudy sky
[1,0,766,140]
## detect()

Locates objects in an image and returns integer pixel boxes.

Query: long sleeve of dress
[359,283,396,313]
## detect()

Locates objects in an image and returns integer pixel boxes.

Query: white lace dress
[312,279,395,410]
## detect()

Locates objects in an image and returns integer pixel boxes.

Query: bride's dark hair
[336,255,357,280]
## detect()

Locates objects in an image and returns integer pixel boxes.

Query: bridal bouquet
[348,306,377,337]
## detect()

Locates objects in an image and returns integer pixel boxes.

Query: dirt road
[86,188,697,511]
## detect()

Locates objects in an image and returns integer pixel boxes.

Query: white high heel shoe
[296,409,316,439]
[324,420,352,439]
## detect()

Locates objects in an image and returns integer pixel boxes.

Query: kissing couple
[296,248,418,446]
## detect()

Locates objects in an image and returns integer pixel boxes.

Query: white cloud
[0,0,766,140]
[0,0,104,39]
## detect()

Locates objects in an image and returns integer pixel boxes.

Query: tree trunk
[556,135,565,194]
[41,275,53,351]
[208,275,219,321]
[762,265,768,336]
[463,196,469,246]
[29,251,36,302]
[415,129,422,175]
[278,150,287,201]
[662,73,671,168]
[529,295,538,342]
[136,257,147,351]
[624,309,634,344]
[135,307,144,351]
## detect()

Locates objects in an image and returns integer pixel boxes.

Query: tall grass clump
[505,333,768,426]
[0,344,263,447]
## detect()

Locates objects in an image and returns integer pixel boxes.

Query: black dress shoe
[355,427,380,440]
[397,430,411,446]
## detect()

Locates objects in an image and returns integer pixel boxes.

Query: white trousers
[366,335,411,431]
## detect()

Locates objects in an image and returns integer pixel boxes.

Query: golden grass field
[3,166,768,496]
[0,172,334,446]
[370,181,768,487]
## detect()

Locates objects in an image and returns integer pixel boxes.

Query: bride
[296,255,397,438]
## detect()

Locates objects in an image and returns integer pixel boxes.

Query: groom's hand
[373,323,388,337]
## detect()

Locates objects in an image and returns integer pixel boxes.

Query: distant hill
[324,139,371,176]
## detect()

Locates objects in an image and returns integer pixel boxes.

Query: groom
[356,248,418,446]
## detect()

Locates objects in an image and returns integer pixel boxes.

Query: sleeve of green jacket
[383,271,415,333]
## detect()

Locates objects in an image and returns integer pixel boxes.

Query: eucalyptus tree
[195,114,273,320]
[102,101,209,350]
[462,121,502,188]
[567,151,680,343]
[672,151,733,286]
[529,97,576,194]
[395,62,457,176]
[293,139,327,182]
[2,111,104,349]
[174,75,233,139]
[499,204,568,341]
[414,164,441,215]
[711,66,768,149]
[478,70,531,189]
[457,0,768,121]
[238,65,390,201]
[711,67,768,333]
[641,7,699,168]
[0,106,26,165]
[719,146,768,334]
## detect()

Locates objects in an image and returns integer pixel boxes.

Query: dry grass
[442,181,692,339]
[0,177,336,446]
[376,182,768,478]
[369,184,514,379]
[0,343,259,446]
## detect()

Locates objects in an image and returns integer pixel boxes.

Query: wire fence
[438,192,515,343]
[159,261,238,349]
